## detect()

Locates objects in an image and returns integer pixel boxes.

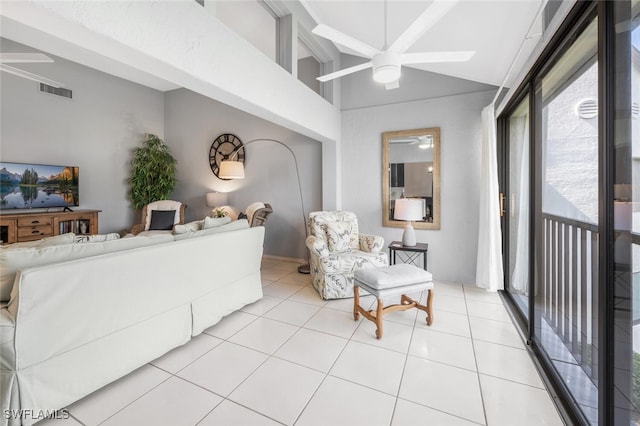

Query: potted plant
[129,133,177,209]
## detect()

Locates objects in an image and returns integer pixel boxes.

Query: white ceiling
[0,0,547,96]
[300,0,545,87]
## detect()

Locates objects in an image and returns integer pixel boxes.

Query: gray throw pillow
[149,210,176,230]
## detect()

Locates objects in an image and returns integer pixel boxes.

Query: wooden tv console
[0,209,100,244]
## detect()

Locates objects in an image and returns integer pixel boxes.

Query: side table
[388,241,429,270]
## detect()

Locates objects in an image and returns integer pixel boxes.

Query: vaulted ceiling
[300,0,546,87]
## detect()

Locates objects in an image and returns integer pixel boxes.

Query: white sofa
[0,219,264,426]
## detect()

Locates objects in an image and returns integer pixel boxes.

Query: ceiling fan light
[373,65,400,83]
[372,51,401,84]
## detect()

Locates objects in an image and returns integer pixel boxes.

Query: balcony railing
[542,213,599,385]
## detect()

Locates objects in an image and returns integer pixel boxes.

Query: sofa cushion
[1,233,76,250]
[0,234,174,302]
[174,219,249,241]
[173,220,204,235]
[75,233,120,243]
[203,216,232,229]
[149,210,176,231]
[324,221,351,252]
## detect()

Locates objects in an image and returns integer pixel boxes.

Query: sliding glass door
[506,97,530,318]
[499,1,639,423]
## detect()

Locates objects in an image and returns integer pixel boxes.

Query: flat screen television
[0,162,79,210]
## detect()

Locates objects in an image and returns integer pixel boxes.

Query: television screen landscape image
[0,162,79,209]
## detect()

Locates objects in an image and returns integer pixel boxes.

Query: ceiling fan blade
[316,62,373,82]
[0,64,64,88]
[0,53,54,63]
[385,80,400,90]
[312,24,380,58]
[402,51,475,64]
[389,0,459,54]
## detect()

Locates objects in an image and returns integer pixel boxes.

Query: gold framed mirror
[382,127,440,230]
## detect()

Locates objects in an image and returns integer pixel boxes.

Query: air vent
[633,102,639,119]
[576,99,597,119]
[39,83,72,99]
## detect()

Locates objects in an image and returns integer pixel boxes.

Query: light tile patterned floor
[38,259,565,426]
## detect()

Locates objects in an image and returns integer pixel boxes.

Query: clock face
[209,133,245,179]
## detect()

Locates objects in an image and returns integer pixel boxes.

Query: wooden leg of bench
[426,289,434,326]
[353,285,360,321]
[375,299,384,339]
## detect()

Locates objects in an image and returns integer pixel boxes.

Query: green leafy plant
[129,134,177,209]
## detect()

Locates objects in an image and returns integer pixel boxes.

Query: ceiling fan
[390,135,434,149]
[312,0,474,90]
[0,52,64,88]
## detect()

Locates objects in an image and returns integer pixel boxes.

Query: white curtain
[476,104,504,292]
[511,116,529,293]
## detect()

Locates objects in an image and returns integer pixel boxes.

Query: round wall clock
[209,133,245,179]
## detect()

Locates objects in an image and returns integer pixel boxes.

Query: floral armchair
[306,211,388,299]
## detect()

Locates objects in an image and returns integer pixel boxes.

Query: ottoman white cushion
[355,264,432,290]
[357,281,432,300]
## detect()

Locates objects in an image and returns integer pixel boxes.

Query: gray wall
[164,88,322,259]
[341,90,496,285]
[0,38,165,233]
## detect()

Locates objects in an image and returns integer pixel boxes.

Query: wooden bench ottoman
[354,264,434,339]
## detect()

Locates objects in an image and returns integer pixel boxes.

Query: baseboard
[262,254,304,264]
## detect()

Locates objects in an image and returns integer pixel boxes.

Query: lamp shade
[394,198,424,221]
[206,192,228,207]
[219,160,245,179]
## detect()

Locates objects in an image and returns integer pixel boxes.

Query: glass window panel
[297,40,322,95]
[536,17,599,424]
[507,96,530,318]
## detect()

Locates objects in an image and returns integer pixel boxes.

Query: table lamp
[206,192,228,208]
[394,198,423,247]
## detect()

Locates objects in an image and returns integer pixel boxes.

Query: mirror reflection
[382,128,440,230]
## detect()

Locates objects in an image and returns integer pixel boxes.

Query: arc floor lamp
[218,138,310,274]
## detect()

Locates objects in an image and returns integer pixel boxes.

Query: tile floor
[38,258,565,426]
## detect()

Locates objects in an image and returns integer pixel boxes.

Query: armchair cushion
[315,250,387,275]
[149,210,177,231]
[324,221,351,252]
